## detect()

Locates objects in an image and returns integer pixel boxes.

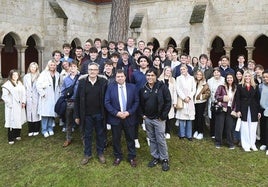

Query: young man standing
[75,63,108,165]
[140,68,171,171]
[105,69,139,167]
[80,47,100,74]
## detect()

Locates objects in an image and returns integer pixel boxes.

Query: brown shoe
[113,158,121,166]
[130,159,137,167]
[63,140,71,147]
[98,154,106,164]
[81,156,92,165]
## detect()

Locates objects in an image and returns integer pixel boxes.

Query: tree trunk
[108,0,130,42]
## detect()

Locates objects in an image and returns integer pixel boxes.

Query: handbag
[176,97,184,109]
[54,96,67,116]
[64,74,79,99]
[210,101,223,113]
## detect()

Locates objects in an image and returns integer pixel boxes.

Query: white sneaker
[251,146,258,152]
[134,139,140,149]
[266,150,268,156]
[244,148,251,152]
[196,133,204,140]
[16,137,21,141]
[260,145,267,151]
[49,131,54,136]
[33,132,39,136]
[52,121,55,127]
[44,132,49,138]
[9,141,15,145]
[59,119,64,126]
[193,131,198,139]
[165,133,171,139]
[175,120,179,127]
[142,123,146,131]
[28,132,34,137]
[62,127,66,132]
[146,137,150,146]
[107,124,111,130]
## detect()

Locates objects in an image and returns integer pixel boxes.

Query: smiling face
[88,64,99,79]
[116,72,126,85]
[180,66,188,76]
[196,71,203,81]
[146,71,157,85]
[226,74,234,85]
[263,73,268,84]
[11,72,19,82]
[29,64,37,73]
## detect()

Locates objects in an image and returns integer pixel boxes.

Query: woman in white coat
[176,64,196,140]
[23,62,41,136]
[158,66,177,139]
[2,69,26,144]
[36,60,60,138]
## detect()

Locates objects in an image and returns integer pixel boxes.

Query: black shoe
[187,138,193,141]
[148,158,159,167]
[162,159,170,171]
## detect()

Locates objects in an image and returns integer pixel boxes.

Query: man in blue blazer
[105,69,139,167]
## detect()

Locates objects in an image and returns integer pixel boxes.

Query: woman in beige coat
[2,70,26,144]
[158,66,177,139]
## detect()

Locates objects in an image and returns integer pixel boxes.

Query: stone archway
[71,38,81,58]
[181,37,190,55]
[167,37,177,48]
[253,35,268,69]
[25,36,39,72]
[231,35,247,69]
[152,38,160,54]
[210,36,225,67]
[1,33,19,78]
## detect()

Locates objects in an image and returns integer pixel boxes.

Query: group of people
[1,37,268,172]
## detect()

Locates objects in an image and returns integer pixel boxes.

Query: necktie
[120,86,127,111]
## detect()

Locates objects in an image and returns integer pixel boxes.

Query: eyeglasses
[88,69,98,71]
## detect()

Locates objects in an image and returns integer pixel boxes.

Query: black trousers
[194,102,206,133]
[28,121,41,133]
[8,128,21,142]
[259,109,267,145]
[210,111,216,137]
[215,107,235,147]
[165,118,175,134]
[111,120,136,160]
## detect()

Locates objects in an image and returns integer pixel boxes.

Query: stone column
[207,47,212,59]
[0,44,5,80]
[15,45,28,76]
[223,46,233,58]
[176,47,182,56]
[36,46,45,70]
[245,46,255,60]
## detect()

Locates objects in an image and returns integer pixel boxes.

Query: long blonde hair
[241,70,256,88]
[158,66,175,84]
[27,62,40,82]
[45,60,57,71]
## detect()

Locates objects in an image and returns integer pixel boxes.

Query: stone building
[0,0,267,78]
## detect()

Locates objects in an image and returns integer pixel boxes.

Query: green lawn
[0,102,267,187]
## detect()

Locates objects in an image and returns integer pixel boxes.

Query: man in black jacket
[139,68,172,171]
[74,62,108,165]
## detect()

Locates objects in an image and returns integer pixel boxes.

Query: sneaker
[98,154,106,164]
[142,123,146,131]
[148,158,159,167]
[72,128,75,132]
[175,120,179,127]
[28,132,34,137]
[211,136,215,139]
[251,146,258,152]
[260,145,267,151]
[215,145,221,149]
[59,119,64,126]
[229,146,235,150]
[81,156,92,165]
[244,148,251,152]
[165,133,171,139]
[162,159,170,171]
[62,127,66,132]
[44,132,49,138]
[8,141,15,145]
[33,132,39,136]
[266,150,268,156]
[196,133,204,140]
[146,137,150,146]
[134,139,140,149]
[106,124,111,130]
[49,131,54,136]
[16,137,21,141]
[193,131,198,138]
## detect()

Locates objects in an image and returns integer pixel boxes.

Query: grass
[0,101,267,187]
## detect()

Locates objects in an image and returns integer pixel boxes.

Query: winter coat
[23,73,41,122]
[207,76,225,118]
[158,75,177,119]
[1,80,26,128]
[176,74,196,120]
[36,70,60,117]
[194,80,210,104]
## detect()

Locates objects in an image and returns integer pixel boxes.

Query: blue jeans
[41,116,54,134]
[84,114,105,157]
[178,120,192,138]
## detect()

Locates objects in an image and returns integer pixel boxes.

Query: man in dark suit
[105,69,140,167]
